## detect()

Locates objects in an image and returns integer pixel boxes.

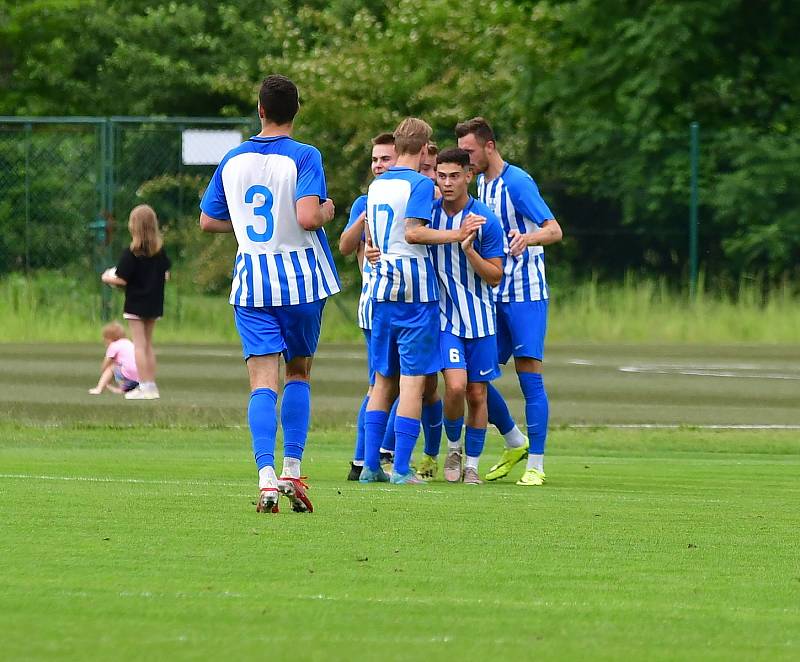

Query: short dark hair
[259,75,299,125]
[427,142,439,156]
[372,132,395,146]
[436,147,471,169]
[454,117,495,145]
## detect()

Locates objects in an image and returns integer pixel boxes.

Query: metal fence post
[24,123,31,275]
[689,121,699,299]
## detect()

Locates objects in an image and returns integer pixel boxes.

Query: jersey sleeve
[507,169,554,224]
[344,195,368,231]
[478,210,506,260]
[104,341,118,361]
[405,177,435,222]
[114,248,136,282]
[296,146,327,201]
[162,249,171,272]
[199,164,231,220]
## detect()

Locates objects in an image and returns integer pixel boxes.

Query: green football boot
[484,442,529,481]
[516,467,546,486]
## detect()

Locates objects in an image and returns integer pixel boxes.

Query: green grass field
[1,342,799,660]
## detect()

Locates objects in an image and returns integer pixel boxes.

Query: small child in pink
[89,321,140,395]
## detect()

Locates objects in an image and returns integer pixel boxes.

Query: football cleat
[256,488,280,513]
[484,442,529,481]
[443,448,463,483]
[463,467,483,485]
[278,476,313,513]
[359,466,390,483]
[347,462,364,481]
[516,468,546,486]
[415,455,438,481]
[390,470,425,485]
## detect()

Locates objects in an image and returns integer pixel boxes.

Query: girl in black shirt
[102,204,170,400]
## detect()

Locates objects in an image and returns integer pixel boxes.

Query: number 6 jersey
[200,135,340,307]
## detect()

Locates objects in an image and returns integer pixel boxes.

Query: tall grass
[0,271,797,344]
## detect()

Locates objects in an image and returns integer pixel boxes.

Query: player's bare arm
[101,268,127,287]
[199,212,234,233]
[508,219,563,257]
[339,210,365,256]
[462,243,503,287]
[297,195,335,231]
[405,215,485,245]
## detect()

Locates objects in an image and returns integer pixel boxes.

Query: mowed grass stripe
[1,428,799,659]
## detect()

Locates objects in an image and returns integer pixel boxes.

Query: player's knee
[445,375,468,400]
[465,382,487,409]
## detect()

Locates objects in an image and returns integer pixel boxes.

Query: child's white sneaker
[125,384,159,400]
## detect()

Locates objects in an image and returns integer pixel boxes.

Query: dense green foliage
[1,0,798,284]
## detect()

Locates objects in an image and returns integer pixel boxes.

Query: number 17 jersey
[200,135,340,307]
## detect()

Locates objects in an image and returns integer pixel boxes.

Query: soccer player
[456,117,563,486]
[361,118,481,485]
[339,132,397,480]
[199,74,339,513]
[421,147,504,484]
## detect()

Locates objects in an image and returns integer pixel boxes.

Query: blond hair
[102,321,126,342]
[393,118,432,156]
[128,204,163,257]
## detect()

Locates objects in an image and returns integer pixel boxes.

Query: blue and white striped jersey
[200,135,340,307]
[430,197,505,338]
[477,163,554,302]
[366,167,438,303]
[343,194,372,330]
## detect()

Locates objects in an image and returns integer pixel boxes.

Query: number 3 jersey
[200,135,340,307]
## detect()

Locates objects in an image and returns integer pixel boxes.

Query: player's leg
[350,328,375,480]
[391,302,441,485]
[274,299,327,511]
[416,373,442,480]
[362,302,399,482]
[442,367,467,482]
[484,302,529,480]
[440,332,468,482]
[461,334,497,484]
[234,305,285,513]
[512,300,549,486]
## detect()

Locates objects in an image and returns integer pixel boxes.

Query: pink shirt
[106,339,139,382]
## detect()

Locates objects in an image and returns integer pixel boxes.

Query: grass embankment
[0,272,798,344]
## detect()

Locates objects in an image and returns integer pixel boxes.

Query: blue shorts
[371,301,441,377]
[496,299,548,364]
[113,367,138,392]
[440,331,500,382]
[234,300,325,362]
[362,328,376,386]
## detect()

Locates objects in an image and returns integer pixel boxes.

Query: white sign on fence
[181,129,243,165]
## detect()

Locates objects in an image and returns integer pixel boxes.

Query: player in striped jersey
[420,147,504,485]
[361,118,483,485]
[456,117,563,486]
[339,132,396,480]
[199,75,339,513]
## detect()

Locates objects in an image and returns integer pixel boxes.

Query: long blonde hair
[128,204,163,257]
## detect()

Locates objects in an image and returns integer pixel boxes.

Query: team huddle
[199,75,562,513]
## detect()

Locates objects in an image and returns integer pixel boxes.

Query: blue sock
[394,415,420,476]
[444,416,464,443]
[518,373,549,454]
[382,398,399,453]
[281,380,311,461]
[249,388,278,470]
[353,394,368,462]
[421,399,443,457]
[464,426,487,458]
[487,383,515,435]
[365,410,389,471]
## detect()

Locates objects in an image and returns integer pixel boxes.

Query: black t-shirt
[115,247,171,318]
